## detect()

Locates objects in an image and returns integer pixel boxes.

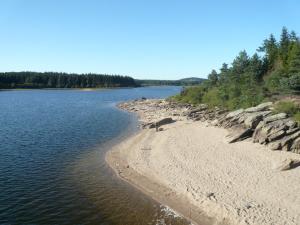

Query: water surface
[0,87,192,225]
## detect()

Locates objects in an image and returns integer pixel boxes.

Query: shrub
[274,101,300,116]
[293,112,300,125]
[264,70,287,92]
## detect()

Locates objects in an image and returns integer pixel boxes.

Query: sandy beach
[106,99,300,225]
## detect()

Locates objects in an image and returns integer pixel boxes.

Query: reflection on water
[0,87,192,225]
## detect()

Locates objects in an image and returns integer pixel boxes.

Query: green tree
[207,69,219,86]
[257,34,278,70]
[288,42,300,74]
[279,26,290,67]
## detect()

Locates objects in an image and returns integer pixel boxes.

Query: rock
[244,111,272,129]
[244,102,273,113]
[211,119,219,126]
[149,117,174,129]
[225,109,244,119]
[158,127,164,131]
[269,141,282,150]
[285,119,298,129]
[273,158,300,171]
[228,128,253,143]
[185,105,208,117]
[253,119,290,144]
[291,137,300,154]
[280,130,300,151]
[285,127,300,135]
[264,113,287,124]
[267,130,286,142]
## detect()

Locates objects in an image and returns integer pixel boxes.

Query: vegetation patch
[174,27,300,110]
[274,100,300,124]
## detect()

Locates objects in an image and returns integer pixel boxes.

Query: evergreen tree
[207,69,219,86]
[279,26,290,67]
[257,34,278,70]
[288,42,300,74]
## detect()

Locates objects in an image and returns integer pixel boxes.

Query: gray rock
[228,128,253,143]
[253,119,287,144]
[285,119,298,129]
[244,111,272,129]
[264,113,287,124]
[185,105,208,117]
[245,102,273,113]
[267,130,286,142]
[226,109,244,119]
[149,117,174,129]
[273,158,300,171]
[269,141,282,150]
[291,137,300,154]
[285,127,300,135]
[278,130,300,151]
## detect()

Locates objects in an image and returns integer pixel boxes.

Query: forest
[174,27,300,110]
[0,72,137,89]
[135,77,204,86]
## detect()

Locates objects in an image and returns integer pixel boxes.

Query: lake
[0,87,191,225]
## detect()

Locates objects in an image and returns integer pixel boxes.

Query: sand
[106,101,300,225]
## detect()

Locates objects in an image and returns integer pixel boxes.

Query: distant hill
[135,77,205,86]
[179,77,205,82]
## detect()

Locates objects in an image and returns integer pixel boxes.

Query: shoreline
[106,99,300,225]
[105,128,216,225]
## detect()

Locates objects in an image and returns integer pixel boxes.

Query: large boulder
[228,128,253,143]
[253,119,289,144]
[226,109,244,119]
[245,102,273,113]
[263,113,287,124]
[244,111,272,129]
[281,130,300,151]
[267,130,286,142]
[270,130,300,151]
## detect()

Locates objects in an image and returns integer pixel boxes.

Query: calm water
[0,87,192,225]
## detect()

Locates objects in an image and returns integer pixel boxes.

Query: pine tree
[257,34,278,71]
[279,26,290,67]
[207,69,219,86]
[288,42,300,74]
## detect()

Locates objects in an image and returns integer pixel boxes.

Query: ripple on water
[0,87,193,225]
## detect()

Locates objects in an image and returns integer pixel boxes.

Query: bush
[293,112,300,125]
[274,101,300,116]
[280,74,300,91]
[202,88,223,108]
[264,70,287,92]
[173,86,206,105]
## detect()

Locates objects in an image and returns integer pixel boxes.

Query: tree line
[175,27,300,110]
[135,77,204,87]
[0,72,137,89]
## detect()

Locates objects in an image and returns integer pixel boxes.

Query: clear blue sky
[1,0,300,79]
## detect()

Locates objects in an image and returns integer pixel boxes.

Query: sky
[1,0,300,79]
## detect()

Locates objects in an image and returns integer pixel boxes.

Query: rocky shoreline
[108,98,300,225]
[119,99,300,156]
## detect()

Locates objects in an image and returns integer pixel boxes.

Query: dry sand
[106,101,300,225]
